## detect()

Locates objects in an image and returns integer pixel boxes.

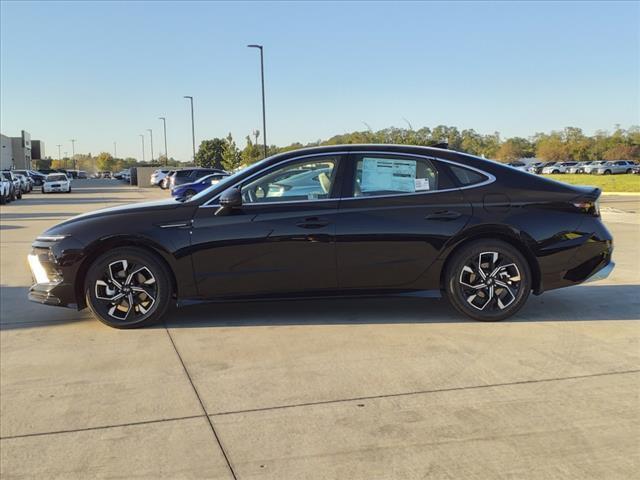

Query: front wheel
[445,240,531,321]
[84,247,173,328]
[604,170,611,175]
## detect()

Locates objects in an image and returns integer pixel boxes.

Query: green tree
[222,133,242,172]
[495,137,534,163]
[536,133,569,161]
[96,152,115,171]
[195,138,225,169]
[242,135,263,165]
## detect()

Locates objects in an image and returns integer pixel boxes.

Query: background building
[0,130,43,169]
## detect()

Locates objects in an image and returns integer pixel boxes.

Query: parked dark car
[168,168,227,190]
[14,169,46,186]
[27,145,613,328]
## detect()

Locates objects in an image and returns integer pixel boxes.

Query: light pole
[147,129,154,162]
[70,139,76,169]
[113,141,117,159]
[56,144,62,161]
[183,96,196,161]
[159,117,168,166]
[247,44,267,157]
[139,134,145,162]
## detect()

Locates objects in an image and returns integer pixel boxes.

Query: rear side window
[175,170,190,177]
[352,155,451,197]
[449,165,487,186]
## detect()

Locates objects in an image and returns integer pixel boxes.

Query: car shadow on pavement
[1,284,638,331]
[162,284,640,329]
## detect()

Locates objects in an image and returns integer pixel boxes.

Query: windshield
[188,158,271,203]
[47,174,67,181]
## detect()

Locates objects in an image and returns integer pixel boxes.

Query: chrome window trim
[200,150,496,208]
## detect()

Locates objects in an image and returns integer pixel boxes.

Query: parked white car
[506,161,529,172]
[583,161,607,174]
[151,169,170,186]
[594,160,636,175]
[42,173,72,193]
[0,174,12,204]
[541,162,578,174]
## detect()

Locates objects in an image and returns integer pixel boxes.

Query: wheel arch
[438,226,542,295]
[74,235,179,309]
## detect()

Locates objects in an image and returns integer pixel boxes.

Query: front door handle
[296,217,330,229]
[425,210,462,220]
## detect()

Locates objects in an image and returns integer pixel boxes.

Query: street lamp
[147,129,154,162]
[139,134,145,162]
[247,44,267,157]
[158,117,168,166]
[70,139,76,169]
[56,144,62,161]
[183,96,196,162]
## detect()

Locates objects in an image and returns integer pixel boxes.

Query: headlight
[36,234,68,242]
[28,254,50,283]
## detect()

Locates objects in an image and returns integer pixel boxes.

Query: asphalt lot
[1,180,639,479]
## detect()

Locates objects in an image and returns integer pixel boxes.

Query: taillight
[572,199,600,216]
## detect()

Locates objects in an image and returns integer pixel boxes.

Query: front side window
[352,155,442,197]
[241,156,339,204]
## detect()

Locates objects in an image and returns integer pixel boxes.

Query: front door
[190,154,344,298]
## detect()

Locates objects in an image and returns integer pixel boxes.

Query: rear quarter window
[449,165,488,186]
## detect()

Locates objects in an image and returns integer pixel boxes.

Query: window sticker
[361,158,416,192]
[414,178,430,191]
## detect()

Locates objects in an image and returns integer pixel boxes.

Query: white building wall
[1,134,13,170]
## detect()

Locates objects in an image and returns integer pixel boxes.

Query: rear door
[334,152,473,289]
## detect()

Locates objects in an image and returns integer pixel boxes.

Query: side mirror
[215,187,242,215]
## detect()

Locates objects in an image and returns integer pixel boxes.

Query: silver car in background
[583,161,607,174]
[594,160,636,175]
[541,161,578,174]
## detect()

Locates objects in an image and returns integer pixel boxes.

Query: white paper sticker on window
[414,178,430,191]
[361,158,416,192]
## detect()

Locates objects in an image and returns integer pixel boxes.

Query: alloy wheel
[94,259,157,321]
[458,251,522,312]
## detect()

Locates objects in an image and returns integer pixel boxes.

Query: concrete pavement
[1,182,638,479]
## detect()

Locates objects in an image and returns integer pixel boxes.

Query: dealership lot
[1,181,638,478]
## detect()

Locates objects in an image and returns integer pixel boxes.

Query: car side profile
[171,172,230,199]
[27,145,613,328]
[594,160,635,175]
[541,161,578,174]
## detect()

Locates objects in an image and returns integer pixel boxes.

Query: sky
[1,0,638,161]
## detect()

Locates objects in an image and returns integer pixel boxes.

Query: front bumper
[28,282,76,308]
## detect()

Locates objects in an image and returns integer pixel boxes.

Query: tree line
[194,125,639,170]
[33,125,639,173]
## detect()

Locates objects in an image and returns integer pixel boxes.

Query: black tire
[16,190,21,199]
[67,187,72,193]
[84,247,173,328]
[445,240,531,322]
[626,169,632,174]
[552,169,560,174]
[604,170,611,175]
[0,193,5,205]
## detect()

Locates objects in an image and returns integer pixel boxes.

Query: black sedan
[27,145,614,328]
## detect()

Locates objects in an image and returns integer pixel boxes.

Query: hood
[51,198,181,229]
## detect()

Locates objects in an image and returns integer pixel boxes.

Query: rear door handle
[296,217,330,229]
[425,210,462,220]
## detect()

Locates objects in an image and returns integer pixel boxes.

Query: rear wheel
[445,240,531,321]
[604,170,611,175]
[626,169,632,174]
[84,247,172,328]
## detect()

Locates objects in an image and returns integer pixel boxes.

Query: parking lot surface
[1,180,639,479]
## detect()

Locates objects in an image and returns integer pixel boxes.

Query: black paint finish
[28,145,613,311]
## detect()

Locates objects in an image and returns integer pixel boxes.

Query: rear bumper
[583,260,614,284]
